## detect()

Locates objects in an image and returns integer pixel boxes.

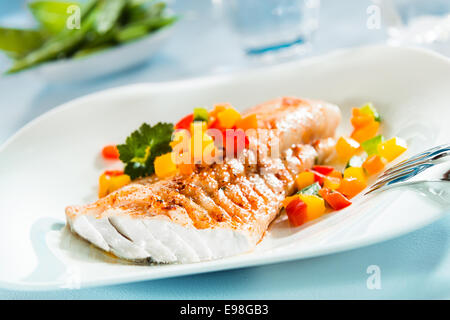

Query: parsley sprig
[117,122,173,179]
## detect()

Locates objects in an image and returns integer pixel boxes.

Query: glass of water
[222,0,320,59]
[378,0,450,55]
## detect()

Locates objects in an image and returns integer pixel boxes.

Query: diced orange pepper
[298,194,326,221]
[235,114,259,131]
[351,120,380,143]
[377,137,407,162]
[362,154,387,175]
[295,171,315,190]
[324,176,341,190]
[338,177,367,198]
[178,162,195,175]
[154,152,178,178]
[336,136,360,161]
[283,195,299,208]
[209,104,229,118]
[217,107,242,129]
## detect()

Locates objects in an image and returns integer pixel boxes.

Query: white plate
[29,26,174,83]
[0,45,449,291]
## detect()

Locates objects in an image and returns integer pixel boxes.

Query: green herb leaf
[361,135,383,156]
[193,107,209,122]
[297,182,321,196]
[117,122,174,179]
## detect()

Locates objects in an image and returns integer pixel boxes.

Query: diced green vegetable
[360,103,381,122]
[193,107,209,122]
[117,122,174,179]
[297,182,321,196]
[361,135,383,156]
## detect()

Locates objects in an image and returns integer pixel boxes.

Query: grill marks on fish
[65,97,341,262]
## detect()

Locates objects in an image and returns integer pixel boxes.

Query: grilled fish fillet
[66,97,341,263]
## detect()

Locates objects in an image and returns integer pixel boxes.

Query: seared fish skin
[66,97,341,263]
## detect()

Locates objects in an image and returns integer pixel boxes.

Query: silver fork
[365,144,450,205]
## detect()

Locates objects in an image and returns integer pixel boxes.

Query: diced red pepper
[319,188,352,210]
[175,113,194,130]
[102,145,120,160]
[285,198,308,227]
[312,165,334,176]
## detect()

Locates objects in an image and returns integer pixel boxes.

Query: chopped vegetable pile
[283,102,408,227]
[0,0,176,73]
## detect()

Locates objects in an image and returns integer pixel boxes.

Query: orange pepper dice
[336,136,360,161]
[362,155,387,175]
[154,152,178,178]
[338,167,368,198]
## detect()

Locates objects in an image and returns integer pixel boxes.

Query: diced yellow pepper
[324,176,341,190]
[295,171,315,190]
[282,195,299,208]
[377,137,407,162]
[154,152,178,178]
[344,166,367,183]
[351,120,380,143]
[336,136,360,161]
[298,194,326,221]
[217,107,242,129]
[109,174,131,193]
[235,114,259,131]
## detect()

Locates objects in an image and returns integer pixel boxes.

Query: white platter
[29,26,174,83]
[0,45,449,290]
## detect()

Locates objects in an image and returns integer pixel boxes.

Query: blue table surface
[0,0,448,299]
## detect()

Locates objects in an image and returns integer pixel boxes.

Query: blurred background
[0,0,449,299]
